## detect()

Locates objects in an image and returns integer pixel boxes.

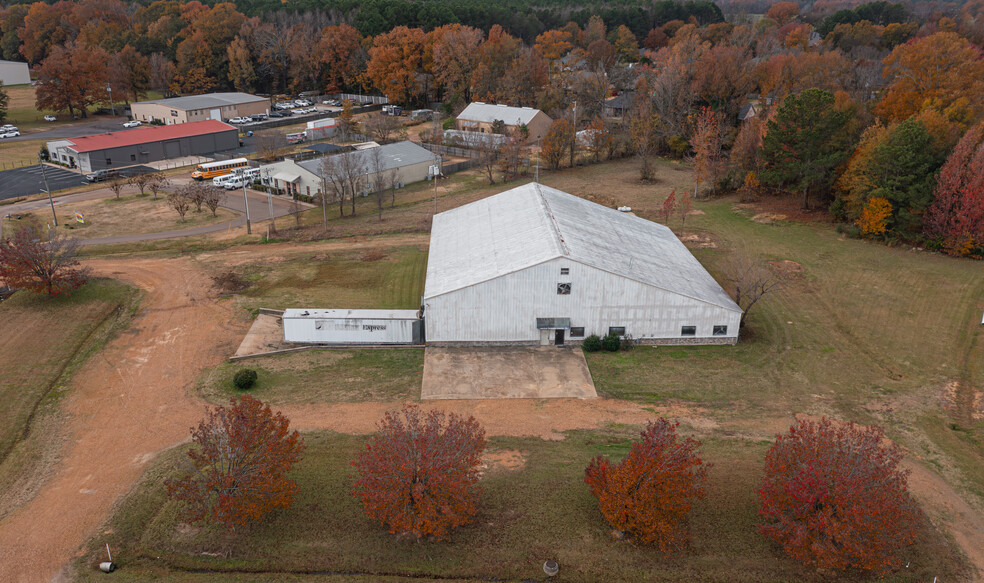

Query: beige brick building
[455,102,553,143]
[130,93,270,125]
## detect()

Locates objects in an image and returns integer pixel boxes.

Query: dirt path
[0,257,244,583]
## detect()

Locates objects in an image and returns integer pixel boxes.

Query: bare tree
[722,251,785,328]
[147,171,169,200]
[256,130,287,162]
[319,153,347,222]
[368,146,389,221]
[203,188,222,217]
[290,198,303,227]
[107,175,129,199]
[363,113,402,143]
[167,191,192,221]
[340,150,368,216]
[128,172,153,196]
[182,181,210,213]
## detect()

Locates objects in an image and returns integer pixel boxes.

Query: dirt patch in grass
[479,449,527,477]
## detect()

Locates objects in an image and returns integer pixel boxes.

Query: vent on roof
[474,101,485,105]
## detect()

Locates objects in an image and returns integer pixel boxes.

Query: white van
[212,174,237,187]
[224,176,247,190]
[235,167,260,181]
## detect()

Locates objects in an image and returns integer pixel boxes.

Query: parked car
[322,99,340,106]
[269,111,289,118]
[122,120,141,128]
[296,99,312,106]
[250,114,267,121]
[228,116,251,124]
[44,115,57,122]
[0,130,20,138]
[1,124,17,131]
[84,169,120,183]
[213,174,238,187]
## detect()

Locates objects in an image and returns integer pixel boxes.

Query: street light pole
[39,155,57,227]
[106,84,115,117]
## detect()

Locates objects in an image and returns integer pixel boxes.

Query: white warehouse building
[422,184,742,345]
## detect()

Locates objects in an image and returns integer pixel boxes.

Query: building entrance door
[554,329,565,345]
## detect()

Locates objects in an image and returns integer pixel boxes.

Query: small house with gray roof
[422,183,742,345]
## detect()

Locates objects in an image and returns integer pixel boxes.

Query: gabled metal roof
[296,141,434,176]
[137,92,267,111]
[456,102,546,126]
[424,183,742,312]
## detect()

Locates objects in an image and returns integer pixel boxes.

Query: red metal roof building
[46,120,239,173]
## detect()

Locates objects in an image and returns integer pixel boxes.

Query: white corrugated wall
[424,258,741,343]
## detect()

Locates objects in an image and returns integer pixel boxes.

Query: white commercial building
[283,309,422,344]
[0,60,30,86]
[422,184,742,345]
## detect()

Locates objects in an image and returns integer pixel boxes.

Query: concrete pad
[233,313,290,357]
[421,346,597,400]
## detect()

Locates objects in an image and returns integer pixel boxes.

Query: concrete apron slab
[233,313,289,357]
[421,346,597,400]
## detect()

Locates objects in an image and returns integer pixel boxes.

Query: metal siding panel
[425,259,740,342]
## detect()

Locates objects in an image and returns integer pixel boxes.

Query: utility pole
[39,155,57,226]
[432,155,440,214]
[241,179,252,234]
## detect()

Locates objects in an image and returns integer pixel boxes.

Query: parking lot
[0,164,156,200]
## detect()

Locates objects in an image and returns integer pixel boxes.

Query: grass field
[74,429,962,583]
[198,349,423,405]
[206,245,428,314]
[0,279,140,519]
[2,193,237,239]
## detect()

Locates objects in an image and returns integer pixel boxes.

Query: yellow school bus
[191,158,249,180]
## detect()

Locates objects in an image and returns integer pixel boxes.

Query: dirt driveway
[421,346,597,399]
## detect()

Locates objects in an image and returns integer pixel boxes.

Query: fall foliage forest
[2,0,984,252]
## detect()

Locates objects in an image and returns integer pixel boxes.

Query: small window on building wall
[105,158,111,165]
[557,283,571,295]
[681,326,696,336]
[130,154,136,161]
[713,325,728,336]
[609,326,626,336]
[570,327,585,337]
[170,110,177,117]
[560,267,570,275]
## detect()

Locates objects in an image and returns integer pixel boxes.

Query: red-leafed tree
[925,122,984,257]
[0,226,89,297]
[584,418,708,552]
[758,417,920,573]
[352,404,486,541]
[660,189,676,224]
[691,106,721,198]
[165,395,304,532]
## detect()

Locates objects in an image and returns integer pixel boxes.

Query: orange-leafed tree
[690,106,721,198]
[319,23,364,93]
[857,196,892,237]
[766,1,799,25]
[534,28,573,71]
[541,118,573,170]
[165,395,304,533]
[352,404,486,541]
[363,26,428,104]
[35,40,110,119]
[925,122,984,257]
[585,418,707,552]
[875,32,984,123]
[430,24,484,103]
[758,417,920,574]
[0,226,90,297]
[585,117,612,162]
[677,190,692,229]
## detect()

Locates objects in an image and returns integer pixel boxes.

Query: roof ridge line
[536,184,570,257]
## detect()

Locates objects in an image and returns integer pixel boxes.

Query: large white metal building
[422,183,742,345]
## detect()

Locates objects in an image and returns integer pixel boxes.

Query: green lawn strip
[200,349,424,405]
[75,430,961,582]
[233,246,427,313]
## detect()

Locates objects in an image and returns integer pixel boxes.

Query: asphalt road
[0,164,157,200]
[3,116,137,142]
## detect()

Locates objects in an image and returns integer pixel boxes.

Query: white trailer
[283,309,422,345]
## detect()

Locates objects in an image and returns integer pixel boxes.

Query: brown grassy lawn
[0,279,139,520]
[198,349,423,405]
[74,429,962,583]
[2,193,237,239]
